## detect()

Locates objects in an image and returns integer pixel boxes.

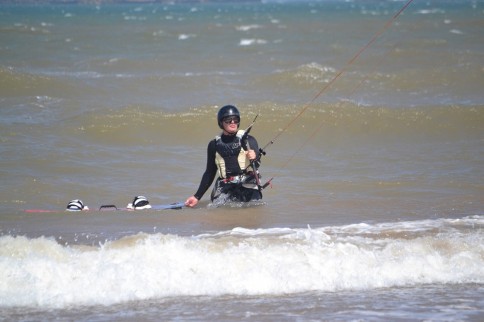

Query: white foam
[416,9,446,15]
[236,24,263,31]
[239,39,268,46]
[178,34,196,40]
[450,29,464,35]
[1,216,482,309]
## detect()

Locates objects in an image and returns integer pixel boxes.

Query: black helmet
[217,105,240,129]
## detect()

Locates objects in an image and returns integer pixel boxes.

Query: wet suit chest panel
[215,130,250,178]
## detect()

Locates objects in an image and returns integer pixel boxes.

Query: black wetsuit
[193,133,262,202]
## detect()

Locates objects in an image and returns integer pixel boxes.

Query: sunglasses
[223,116,240,124]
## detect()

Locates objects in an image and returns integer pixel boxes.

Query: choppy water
[1,0,483,320]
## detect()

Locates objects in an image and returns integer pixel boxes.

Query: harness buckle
[223,176,242,184]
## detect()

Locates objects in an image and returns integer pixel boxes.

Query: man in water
[185,105,262,207]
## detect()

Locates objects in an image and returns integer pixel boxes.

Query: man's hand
[185,196,199,208]
[246,149,256,161]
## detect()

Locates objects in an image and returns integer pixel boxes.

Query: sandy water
[1,0,483,320]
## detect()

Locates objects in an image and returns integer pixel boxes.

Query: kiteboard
[24,196,184,213]
[24,203,184,213]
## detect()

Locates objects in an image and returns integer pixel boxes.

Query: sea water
[0,0,483,320]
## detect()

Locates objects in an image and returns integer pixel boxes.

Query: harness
[222,172,258,185]
[214,130,254,179]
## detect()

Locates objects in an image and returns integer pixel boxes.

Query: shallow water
[1,0,483,320]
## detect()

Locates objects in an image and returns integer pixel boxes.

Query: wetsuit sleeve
[247,135,259,156]
[193,140,218,200]
[247,135,261,167]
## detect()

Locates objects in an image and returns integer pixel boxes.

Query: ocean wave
[236,24,264,31]
[0,66,97,99]
[239,38,268,46]
[1,216,482,308]
[49,102,483,148]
